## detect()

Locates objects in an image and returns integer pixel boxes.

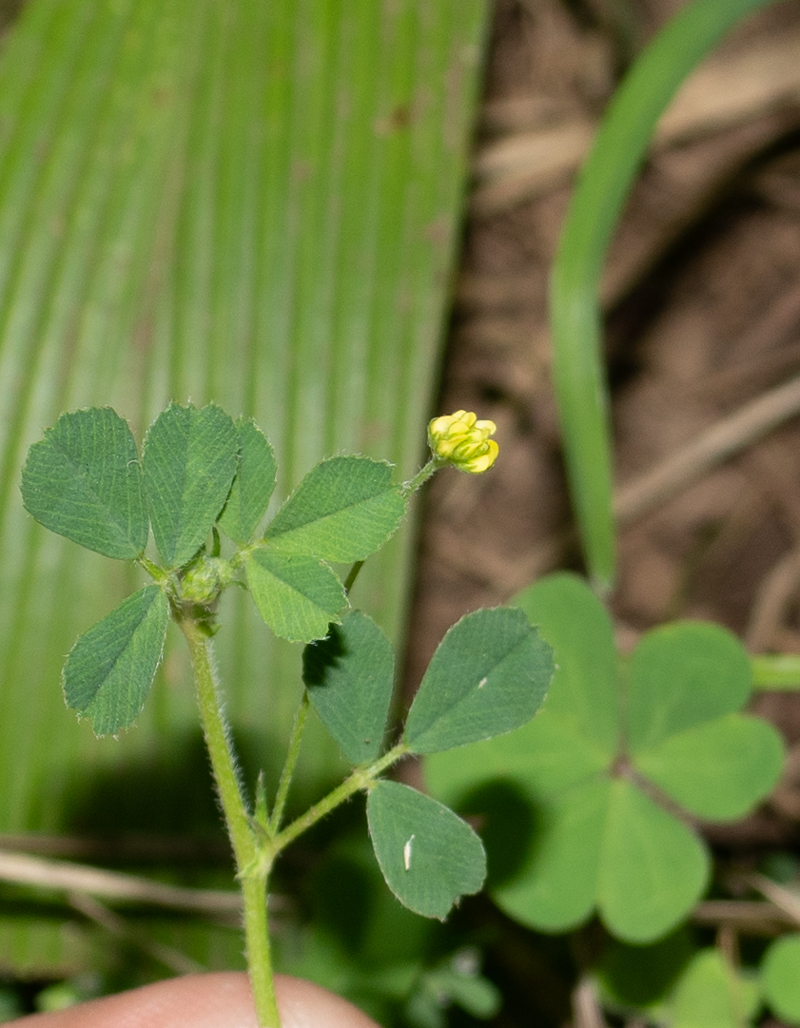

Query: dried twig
[743,873,800,926]
[573,977,609,1028]
[615,375,800,527]
[68,892,205,975]
[0,849,241,915]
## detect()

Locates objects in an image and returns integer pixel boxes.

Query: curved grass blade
[549,0,777,587]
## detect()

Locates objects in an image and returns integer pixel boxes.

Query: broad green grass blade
[0,0,487,872]
[751,654,800,690]
[549,0,778,588]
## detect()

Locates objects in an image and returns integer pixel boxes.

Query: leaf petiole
[273,742,410,854]
[268,691,311,835]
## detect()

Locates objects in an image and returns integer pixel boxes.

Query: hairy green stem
[402,457,441,496]
[268,691,310,835]
[275,742,409,852]
[180,619,280,1028]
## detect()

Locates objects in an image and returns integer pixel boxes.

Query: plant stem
[343,560,364,594]
[275,742,409,852]
[268,691,310,835]
[402,457,441,496]
[180,619,280,1028]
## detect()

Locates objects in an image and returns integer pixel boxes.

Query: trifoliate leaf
[21,407,148,559]
[264,456,406,562]
[246,548,346,643]
[303,611,394,764]
[143,402,237,568]
[62,585,169,736]
[633,712,785,821]
[404,607,553,754]
[217,416,276,544]
[598,779,709,943]
[367,780,486,919]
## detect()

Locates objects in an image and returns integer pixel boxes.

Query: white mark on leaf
[477,676,487,689]
[403,834,415,871]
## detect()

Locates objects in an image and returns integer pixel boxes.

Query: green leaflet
[265,456,406,562]
[626,621,752,750]
[492,778,609,933]
[217,417,277,545]
[597,779,709,944]
[670,950,760,1028]
[404,607,553,754]
[303,610,394,765]
[633,713,786,821]
[62,584,169,736]
[514,572,619,756]
[143,403,238,569]
[366,780,485,920]
[762,935,800,1025]
[246,548,347,643]
[21,407,148,560]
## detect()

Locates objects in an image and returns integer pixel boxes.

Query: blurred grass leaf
[549,0,778,587]
[0,0,487,977]
[0,0,488,877]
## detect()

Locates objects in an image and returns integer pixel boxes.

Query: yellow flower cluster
[427,410,499,474]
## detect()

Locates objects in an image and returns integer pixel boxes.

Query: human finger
[6,972,382,1028]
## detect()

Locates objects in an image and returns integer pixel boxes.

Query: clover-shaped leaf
[217,416,277,545]
[264,456,405,562]
[143,402,238,568]
[62,585,169,736]
[246,549,347,643]
[21,407,148,559]
[425,573,785,943]
[302,610,394,764]
[367,780,486,920]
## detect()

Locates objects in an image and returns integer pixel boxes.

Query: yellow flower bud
[427,410,499,474]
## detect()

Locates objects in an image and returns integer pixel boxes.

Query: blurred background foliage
[0,0,489,1006]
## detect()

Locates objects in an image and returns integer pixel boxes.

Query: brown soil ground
[404,1,800,1022]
